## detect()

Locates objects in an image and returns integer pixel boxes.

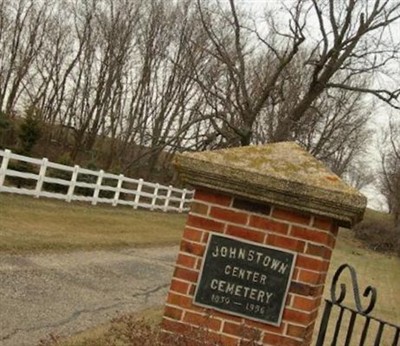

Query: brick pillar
[162,143,366,346]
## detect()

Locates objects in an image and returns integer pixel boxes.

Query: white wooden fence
[0,149,194,212]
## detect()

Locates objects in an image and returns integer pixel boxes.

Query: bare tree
[273,0,400,141]
[343,159,375,191]
[188,0,400,148]
[251,50,373,177]
[379,117,400,227]
[187,0,305,147]
[0,0,51,114]
[1,0,399,188]
[116,0,206,178]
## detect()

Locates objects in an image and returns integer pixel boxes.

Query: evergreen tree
[0,111,11,148]
[18,106,42,155]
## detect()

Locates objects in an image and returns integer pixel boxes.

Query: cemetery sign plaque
[194,233,296,326]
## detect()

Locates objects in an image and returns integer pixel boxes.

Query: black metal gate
[316,264,400,346]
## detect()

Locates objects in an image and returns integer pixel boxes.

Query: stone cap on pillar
[173,142,367,228]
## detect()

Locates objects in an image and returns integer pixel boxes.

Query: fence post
[92,169,104,205]
[163,185,173,212]
[0,149,11,188]
[179,188,187,213]
[113,174,124,206]
[151,183,160,211]
[66,165,79,202]
[133,178,143,209]
[35,157,48,198]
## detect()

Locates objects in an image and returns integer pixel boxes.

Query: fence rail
[0,149,194,212]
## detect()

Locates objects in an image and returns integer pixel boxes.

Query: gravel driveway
[0,246,178,346]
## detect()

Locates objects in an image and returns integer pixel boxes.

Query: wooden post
[0,149,11,188]
[66,165,79,202]
[151,183,160,211]
[163,185,173,212]
[35,157,48,198]
[134,178,143,209]
[178,188,187,213]
[113,174,124,206]
[92,170,104,205]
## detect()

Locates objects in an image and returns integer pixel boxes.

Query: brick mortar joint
[193,193,342,229]
[186,226,334,252]
[177,250,201,260]
[175,261,199,270]
[268,233,336,247]
[168,282,198,291]
[200,201,273,218]
[291,294,323,301]
[295,254,331,263]
[170,278,192,286]
[189,212,270,231]
[290,224,337,235]
[298,268,329,275]
[172,194,336,345]
[193,200,335,230]
[181,236,207,246]
[287,305,321,314]
[183,309,224,320]
[189,210,335,243]
[290,281,326,288]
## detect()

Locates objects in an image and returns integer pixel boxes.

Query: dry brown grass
[2,194,398,344]
[353,209,400,255]
[0,193,187,252]
[39,308,165,346]
[313,228,400,345]
[38,228,400,346]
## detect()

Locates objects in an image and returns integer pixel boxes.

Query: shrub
[0,111,12,148]
[43,154,73,194]
[18,106,42,155]
[353,219,400,256]
[42,155,117,199]
[6,159,36,188]
[74,169,97,197]
[38,314,262,346]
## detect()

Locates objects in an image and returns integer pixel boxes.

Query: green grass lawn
[0,193,187,252]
